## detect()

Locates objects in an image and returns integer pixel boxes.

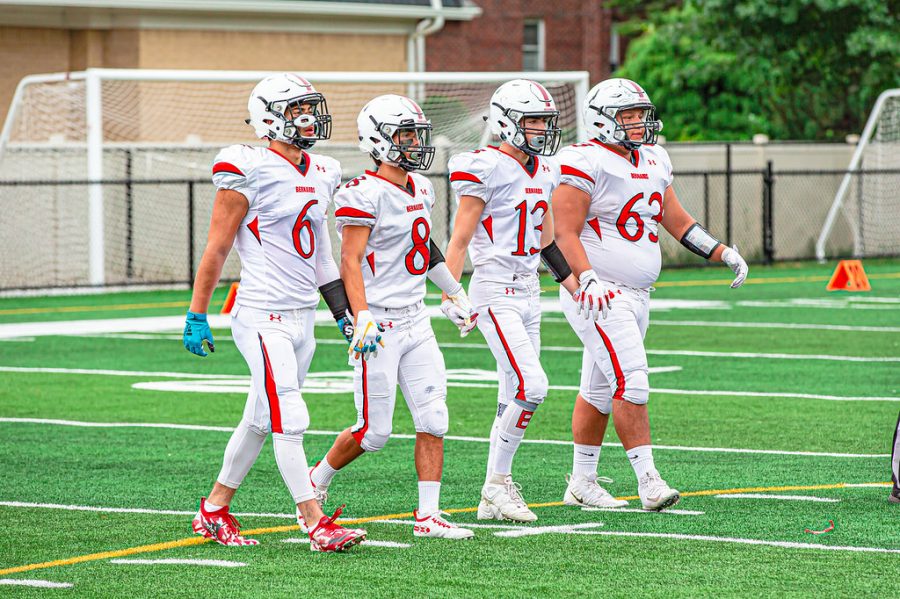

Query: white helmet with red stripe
[246,73,332,149]
[357,94,435,171]
[488,79,562,156]
[583,78,662,150]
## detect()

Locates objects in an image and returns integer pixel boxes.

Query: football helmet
[583,78,662,150]
[488,79,561,156]
[357,94,434,171]
[246,73,331,149]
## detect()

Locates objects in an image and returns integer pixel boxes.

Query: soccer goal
[815,88,900,261]
[0,68,589,290]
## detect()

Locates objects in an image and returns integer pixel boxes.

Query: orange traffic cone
[220,282,240,313]
[826,260,871,292]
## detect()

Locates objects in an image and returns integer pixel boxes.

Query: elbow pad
[540,241,573,283]
[680,223,721,259]
[319,279,350,321]
[428,239,445,270]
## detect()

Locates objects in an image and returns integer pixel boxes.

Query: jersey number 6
[292,199,318,258]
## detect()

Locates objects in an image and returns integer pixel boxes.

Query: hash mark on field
[715,494,840,503]
[493,523,606,538]
[0,418,891,458]
[109,559,246,567]
[580,507,705,515]
[0,578,73,588]
[282,538,410,548]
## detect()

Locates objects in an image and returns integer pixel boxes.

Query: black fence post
[188,182,195,284]
[125,149,133,279]
[703,173,710,227]
[725,143,732,245]
[762,160,774,264]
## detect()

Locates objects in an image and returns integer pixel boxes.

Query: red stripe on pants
[259,335,283,433]
[594,323,625,400]
[351,360,369,445]
[488,308,526,401]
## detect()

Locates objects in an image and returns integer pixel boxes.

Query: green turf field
[1,259,898,597]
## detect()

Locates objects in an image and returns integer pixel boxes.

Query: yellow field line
[0,301,189,316]
[1,481,888,577]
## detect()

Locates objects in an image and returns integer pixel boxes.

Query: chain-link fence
[1,163,898,291]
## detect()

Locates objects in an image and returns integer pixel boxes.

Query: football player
[443,80,609,522]
[553,78,749,511]
[183,73,366,551]
[307,95,476,540]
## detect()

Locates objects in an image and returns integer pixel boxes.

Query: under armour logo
[269,313,282,322]
[505,287,515,295]
[316,165,326,172]
[648,159,657,165]
[380,321,394,329]
[542,165,551,172]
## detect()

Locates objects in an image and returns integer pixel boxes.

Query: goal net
[0,69,588,290]
[816,89,900,261]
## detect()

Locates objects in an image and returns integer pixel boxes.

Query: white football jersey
[334,170,435,309]
[448,146,560,279]
[557,140,674,288]
[211,144,342,309]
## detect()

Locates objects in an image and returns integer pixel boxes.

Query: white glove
[573,269,611,321]
[441,288,478,337]
[721,245,748,288]
[347,310,384,361]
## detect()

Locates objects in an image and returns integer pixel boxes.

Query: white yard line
[581,507,705,515]
[0,578,73,588]
[282,538,410,548]
[2,366,896,403]
[109,559,245,567]
[0,418,889,458]
[715,494,840,502]
[566,530,900,554]
[647,320,899,333]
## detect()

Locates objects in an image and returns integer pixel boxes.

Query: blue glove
[183,311,215,357]
[336,309,354,344]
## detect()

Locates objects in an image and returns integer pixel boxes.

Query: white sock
[484,403,507,483]
[272,433,316,504]
[203,500,224,513]
[572,443,601,479]
[216,418,267,489]
[492,401,537,476]
[310,456,339,490]
[418,481,441,517]
[626,444,656,479]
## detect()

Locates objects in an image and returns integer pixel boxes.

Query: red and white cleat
[192,498,260,546]
[413,510,474,540]
[308,505,366,552]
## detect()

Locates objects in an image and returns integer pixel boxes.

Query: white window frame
[522,19,545,72]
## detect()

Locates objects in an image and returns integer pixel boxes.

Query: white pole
[815,88,900,261]
[86,69,105,286]
[574,72,589,142]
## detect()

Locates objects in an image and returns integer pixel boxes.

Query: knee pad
[621,369,650,405]
[277,391,310,436]
[416,394,449,438]
[523,371,549,405]
[580,388,612,415]
[360,428,391,453]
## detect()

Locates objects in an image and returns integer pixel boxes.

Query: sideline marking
[109,558,245,567]
[647,320,899,333]
[0,300,189,316]
[715,494,839,502]
[0,482,890,576]
[0,578,73,588]
[0,418,890,458]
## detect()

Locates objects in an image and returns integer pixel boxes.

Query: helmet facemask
[592,102,661,150]
[496,105,562,156]
[370,118,435,171]
[266,93,332,149]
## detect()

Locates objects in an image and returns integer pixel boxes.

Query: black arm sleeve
[679,222,721,259]
[428,239,445,270]
[540,241,573,283]
[318,278,350,321]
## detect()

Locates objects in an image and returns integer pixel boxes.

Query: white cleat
[563,473,629,508]
[478,475,537,522]
[638,470,680,511]
[413,510,475,540]
[297,465,329,534]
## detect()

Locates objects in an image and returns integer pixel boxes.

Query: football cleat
[192,498,259,546]
[478,476,537,522]
[308,505,366,552]
[638,471,681,511]
[413,510,475,540]
[890,484,900,504]
[563,473,629,508]
[297,464,329,534]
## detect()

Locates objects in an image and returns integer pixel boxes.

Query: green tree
[612,0,900,140]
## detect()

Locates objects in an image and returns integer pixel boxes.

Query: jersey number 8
[405,216,430,275]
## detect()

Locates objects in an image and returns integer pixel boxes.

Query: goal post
[0,68,589,290]
[815,88,900,261]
